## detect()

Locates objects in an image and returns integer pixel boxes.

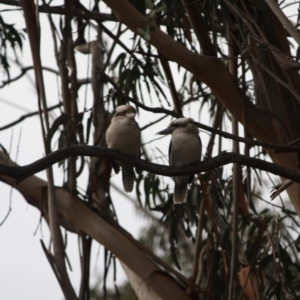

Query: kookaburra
[157,118,202,204]
[105,105,141,192]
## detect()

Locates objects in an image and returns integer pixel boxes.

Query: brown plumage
[157,118,202,204]
[105,105,141,192]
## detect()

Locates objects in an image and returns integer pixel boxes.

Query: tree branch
[98,22,167,99]
[0,66,59,88]
[101,71,179,118]
[99,0,273,144]
[193,121,300,153]
[264,0,300,47]
[0,151,194,300]
[1,146,300,184]
[158,50,183,115]
[0,103,62,131]
[181,0,217,57]
[20,1,77,299]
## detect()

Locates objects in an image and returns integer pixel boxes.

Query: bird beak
[126,112,136,119]
[156,127,174,135]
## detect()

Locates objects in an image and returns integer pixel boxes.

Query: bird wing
[197,134,202,160]
[168,140,172,165]
[188,134,202,183]
[134,119,142,174]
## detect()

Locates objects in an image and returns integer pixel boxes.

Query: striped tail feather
[173,182,188,204]
[122,166,135,192]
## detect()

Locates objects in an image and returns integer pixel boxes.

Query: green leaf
[155,5,166,13]
[148,10,156,17]
[137,28,145,36]
[145,0,153,10]
[143,31,151,41]
[111,52,126,70]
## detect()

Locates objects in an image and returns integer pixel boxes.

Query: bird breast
[106,117,140,155]
[170,132,201,166]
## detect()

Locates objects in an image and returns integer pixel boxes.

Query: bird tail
[122,166,135,192]
[174,182,188,204]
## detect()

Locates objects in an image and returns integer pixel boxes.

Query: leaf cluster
[0,15,24,80]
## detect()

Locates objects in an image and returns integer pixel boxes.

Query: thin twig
[97,22,168,98]
[193,121,300,153]
[158,50,183,115]
[0,66,59,88]
[140,114,168,131]
[0,128,18,225]
[204,102,224,159]
[0,103,62,131]
[101,70,180,117]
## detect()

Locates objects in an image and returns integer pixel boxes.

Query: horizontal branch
[0,145,300,184]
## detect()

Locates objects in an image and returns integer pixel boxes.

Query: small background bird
[157,118,202,204]
[105,105,141,192]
